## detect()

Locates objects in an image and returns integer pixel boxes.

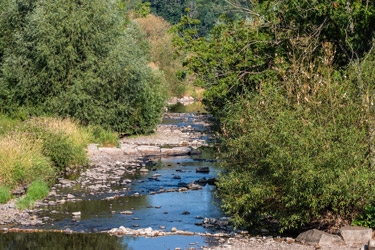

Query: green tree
[0,0,165,133]
[173,0,375,117]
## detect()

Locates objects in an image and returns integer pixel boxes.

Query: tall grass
[0,134,53,189]
[0,115,118,201]
[21,117,91,171]
[88,125,119,147]
[0,113,21,136]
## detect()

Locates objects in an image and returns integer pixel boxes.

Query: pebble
[120,211,133,215]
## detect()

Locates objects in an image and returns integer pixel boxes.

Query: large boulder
[339,226,372,245]
[296,229,344,246]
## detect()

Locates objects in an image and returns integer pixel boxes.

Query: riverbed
[0,103,228,249]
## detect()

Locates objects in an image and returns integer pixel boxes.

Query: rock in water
[120,211,134,215]
[196,167,210,173]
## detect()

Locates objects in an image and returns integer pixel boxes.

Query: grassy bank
[0,114,118,206]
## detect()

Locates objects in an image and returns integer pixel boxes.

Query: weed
[0,186,11,204]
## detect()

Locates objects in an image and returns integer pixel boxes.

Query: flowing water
[0,103,225,249]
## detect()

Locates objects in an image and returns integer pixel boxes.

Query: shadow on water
[0,232,219,250]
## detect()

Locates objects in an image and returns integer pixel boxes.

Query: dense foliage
[0,0,165,133]
[174,0,375,230]
[217,43,375,230]
[133,0,248,36]
[135,14,193,97]
[174,0,375,117]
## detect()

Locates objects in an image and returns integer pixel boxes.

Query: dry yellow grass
[0,134,53,188]
[24,117,91,148]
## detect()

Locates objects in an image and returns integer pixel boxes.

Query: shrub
[0,134,53,189]
[15,180,49,209]
[16,196,31,210]
[88,125,119,147]
[0,186,10,203]
[21,117,90,171]
[352,205,375,228]
[216,43,375,231]
[26,180,49,201]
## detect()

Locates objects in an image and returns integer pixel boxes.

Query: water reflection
[0,233,219,250]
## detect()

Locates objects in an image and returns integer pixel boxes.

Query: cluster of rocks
[107,226,228,238]
[0,201,44,226]
[118,113,214,149]
[195,217,231,230]
[205,235,315,250]
[296,226,374,249]
[210,226,375,250]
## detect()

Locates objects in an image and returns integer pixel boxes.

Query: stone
[48,201,56,206]
[197,177,208,184]
[139,168,149,173]
[120,144,138,155]
[182,211,190,215]
[173,175,181,179]
[72,212,81,217]
[120,211,133,215]
[67,194,75,199]
[339,226,372,245]
[136,146,161,156]
[98,147,123,155]
[161,147,191,156]
[296,229,344,246]
[369,239,375,250]
[176,230,194,236]
[171,227,177,232]
[207,178,217,185]
[119,226,127,233]
[196,167,210,173]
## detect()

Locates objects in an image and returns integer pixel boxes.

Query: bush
[216,43,375,231]
[0,186,10,204]
[0,0,165,134]
[16,196,31,210]
[21,117,90,171]
[15,180,49,209]
[0,134,53,189]
[88,125,119,147]
[352,205,375,228]
[26,180,49,201]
